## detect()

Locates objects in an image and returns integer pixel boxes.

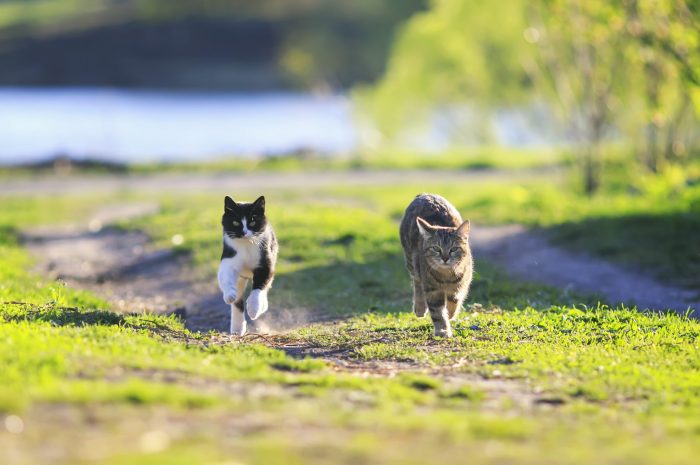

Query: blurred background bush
[0,0,424,89]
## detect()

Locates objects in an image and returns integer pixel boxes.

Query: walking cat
[399,194,473,338]
[218,195,278,336]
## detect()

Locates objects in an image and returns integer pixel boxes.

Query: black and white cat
[218,195,278,336]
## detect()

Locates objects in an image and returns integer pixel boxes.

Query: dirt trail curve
[471,225,699,316]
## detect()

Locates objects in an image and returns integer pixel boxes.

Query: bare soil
[470,224,699,316]
[20,201,331,333]
[0,168,552,197]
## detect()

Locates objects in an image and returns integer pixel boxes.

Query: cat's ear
[456,219,470,238]
[416,217,434,239]
[252,195,265,212]
[224,196,237,212]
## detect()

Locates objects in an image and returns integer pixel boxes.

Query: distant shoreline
[0,88,356,163]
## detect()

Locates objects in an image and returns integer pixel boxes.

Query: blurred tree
[526,0,632,194]
[360,0,700,193]
[0,0,426,89]
[357,0,532,138]
[622,0,699,171]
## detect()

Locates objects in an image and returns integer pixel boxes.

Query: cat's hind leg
[410,255,428,317]
[230,304,246,336]
[446,293,465,320]
[230,277,249,336]
[247,265,273,320]
[426,290,451,338]
[246,291,268,320]
[412,278,428,317]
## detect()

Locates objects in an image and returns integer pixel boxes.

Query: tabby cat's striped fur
[399,194,473,338]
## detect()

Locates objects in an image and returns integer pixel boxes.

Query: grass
[290,306,700,406]
[145,165,700,290]
[134,147,565,174]
[126,186,599,316]
[2,166,700,464]
[317,164,700,288]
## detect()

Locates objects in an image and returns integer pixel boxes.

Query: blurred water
[0,88,356,164]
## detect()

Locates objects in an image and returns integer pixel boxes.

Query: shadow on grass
[192,250,562,334]
[0,302,188,338]
[273,251,598,321]
[0,225,18,246]
[1,248,599,338]
[1,303,127,326]
[546,212,700,289]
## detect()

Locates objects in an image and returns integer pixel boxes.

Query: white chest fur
[222,235,261,279]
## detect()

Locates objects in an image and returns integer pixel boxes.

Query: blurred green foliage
[360,0,700,193]
[0,0,425,88]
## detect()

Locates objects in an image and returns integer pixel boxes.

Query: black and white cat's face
[222,195,267,239]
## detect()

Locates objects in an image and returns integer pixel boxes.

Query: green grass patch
[290,306,700,407]
[131,147,565,174]
[320,166,700,287]
[2,168,700,464]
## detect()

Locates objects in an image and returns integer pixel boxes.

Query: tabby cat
[399,193,473,338]
[218,195,278,336]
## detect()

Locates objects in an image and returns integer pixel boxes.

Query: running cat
[218,195,278,336]
[399,193,473,338]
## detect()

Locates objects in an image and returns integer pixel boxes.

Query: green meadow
[3,0,700,462]
[1,166,699,465]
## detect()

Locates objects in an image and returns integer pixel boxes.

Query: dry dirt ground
[20,206,298,334]
[471,224,700,315]
[0,169,551,196]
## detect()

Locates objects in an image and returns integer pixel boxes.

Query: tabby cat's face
[222,195,267,239]
[417,218,470,270]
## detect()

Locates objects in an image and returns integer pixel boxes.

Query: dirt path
[21,202,325,333]
[0,168,552,197]
[22,198,698,340]
[470,224,699,316]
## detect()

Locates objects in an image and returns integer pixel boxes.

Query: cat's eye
[231,220,240,226]
[450,247,461,255]
[429,246,441,253]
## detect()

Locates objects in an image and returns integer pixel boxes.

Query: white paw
[230,308,247,336]
[223,289,237,305]
[246,290,268,320]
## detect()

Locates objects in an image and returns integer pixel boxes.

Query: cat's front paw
[246,290,268,320]
[223,289,237,305]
